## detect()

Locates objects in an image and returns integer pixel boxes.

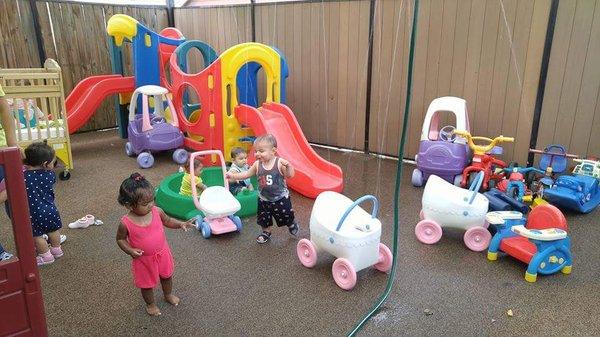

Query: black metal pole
[166,0,175,28]
[528,0,560,166]
[250,0,256,42]
[28,0,47,66]
[363,0,376,153]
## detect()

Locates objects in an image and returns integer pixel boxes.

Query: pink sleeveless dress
[122,206,175,289]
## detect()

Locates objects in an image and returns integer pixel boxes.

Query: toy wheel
[201,221,211,239]
[58,170,71,181]
[412,169,423,187]
[125,142,135,157]
[137,152,154,169]
[172,148,188,165]
[507,185,520,200]
[463,227,491,252]
[231,215,242,231]
[415,220,443,244]
[453,175,463,186]
[297,239,318,268]
[332,258,357,290]
[374,243,393,273]
[419,209,424,220]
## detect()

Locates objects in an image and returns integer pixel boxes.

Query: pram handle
[190,150,228,209]
[467,171,484,204]
[335,195,379,232]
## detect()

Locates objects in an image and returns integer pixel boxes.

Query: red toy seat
[500,204,567,263]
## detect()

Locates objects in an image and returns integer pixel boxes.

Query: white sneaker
[0,251,13,261]
[43,234,67,244]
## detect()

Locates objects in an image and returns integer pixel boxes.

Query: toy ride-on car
[125,85,188,168]
[189,150,243,239]
[297,192,393,290]
[572,158,600,179]
[452,130,513,191]
[412,96,471,187]
[542,173,600,214]
[416,172,491,251]
[486,204,572,282]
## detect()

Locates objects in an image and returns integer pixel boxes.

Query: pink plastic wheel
[332,258,357,290]
[419,209,425,220]
[463,226,492,251]
[373,243,393,273]
[297,239,318,268]
[415,220,443,244]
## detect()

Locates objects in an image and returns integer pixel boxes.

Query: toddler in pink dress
[116,173,195,316]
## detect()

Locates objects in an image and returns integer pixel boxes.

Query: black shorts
[257,196,295,228]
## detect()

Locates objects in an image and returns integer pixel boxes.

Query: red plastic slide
[66,75,135,133]
[236,102,344,198]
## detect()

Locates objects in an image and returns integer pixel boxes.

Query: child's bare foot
[146,303,161,316]
[164,294,180,306]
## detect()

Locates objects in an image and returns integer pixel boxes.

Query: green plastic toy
[155,167,258,220]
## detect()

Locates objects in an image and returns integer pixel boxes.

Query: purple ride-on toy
[412,96,471,187]
[125,85,188,168]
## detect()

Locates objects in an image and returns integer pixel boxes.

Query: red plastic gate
[0,148,47,337]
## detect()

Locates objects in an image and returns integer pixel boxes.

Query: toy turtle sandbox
[155,168,258,220]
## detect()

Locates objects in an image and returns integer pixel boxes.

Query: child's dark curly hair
[23,141,55,167]
[118,173,154,207]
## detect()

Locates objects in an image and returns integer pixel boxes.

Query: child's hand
[181,218,197,231]
[281,159,290,167]
[129,248,144,258]
[225,172,234,179]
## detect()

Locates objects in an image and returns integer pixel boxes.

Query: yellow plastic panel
[218,43,281,160]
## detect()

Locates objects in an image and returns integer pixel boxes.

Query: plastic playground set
[0,16,599,331]
[412,96,599,282]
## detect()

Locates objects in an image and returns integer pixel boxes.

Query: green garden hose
[347,0,420,335]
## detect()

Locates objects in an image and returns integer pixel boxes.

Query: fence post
[363,0,376,153]
[528,0,560,166]
[251,0,256,42]
[166,0,175,27]
[28,0,47,66]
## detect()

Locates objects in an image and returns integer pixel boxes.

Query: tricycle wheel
[463,226,491,251]
[411,169,423,187]
[374,243,393,273]
[137,152,154,169]
[507,185,520,200]
[58,170,71,181]
[172,148,189,165]
[297,239,318,268]
[332,258,357,290]
[415,220,443,244]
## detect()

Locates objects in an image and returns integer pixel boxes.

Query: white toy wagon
[297,192,393,290]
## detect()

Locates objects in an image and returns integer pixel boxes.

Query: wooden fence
[538,0,600,158]
[1,0,599,162]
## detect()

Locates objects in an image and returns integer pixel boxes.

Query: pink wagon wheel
[463,226,492,251]
[297,239,318,268]
[332,258,357,290]
[415,219,443,244]
[373,243,393,273]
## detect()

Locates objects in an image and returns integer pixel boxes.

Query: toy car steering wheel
[439,125,456,142]
[151,116,166,125]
